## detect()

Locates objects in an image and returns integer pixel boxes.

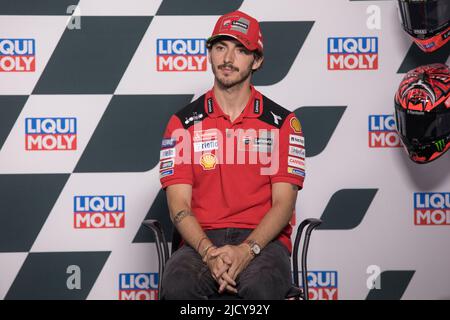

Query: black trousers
[160,228,292,300]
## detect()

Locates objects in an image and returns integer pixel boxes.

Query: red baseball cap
[207,11,263,54]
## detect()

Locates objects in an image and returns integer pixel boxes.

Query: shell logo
[290,117,302,133]
[200,153,217,170]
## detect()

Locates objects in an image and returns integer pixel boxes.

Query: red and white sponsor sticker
[160,148,175,160]
[288,156,305,170]
[289,145,305,158]
[193,129,217,142]
[289,134,304,147]
[160,159,174,170]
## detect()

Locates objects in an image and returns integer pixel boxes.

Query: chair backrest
[170,227,182,254]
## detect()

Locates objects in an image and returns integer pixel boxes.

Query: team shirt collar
[204,85,263,119]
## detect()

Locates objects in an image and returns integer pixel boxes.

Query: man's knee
[161,270,199,299]
[238,275,289,300]
[160,248,210,300]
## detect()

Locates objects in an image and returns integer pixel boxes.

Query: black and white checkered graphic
[1,0,449,300]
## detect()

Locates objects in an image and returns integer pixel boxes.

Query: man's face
[209,38,263,89]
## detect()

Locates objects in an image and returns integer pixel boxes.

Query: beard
[211,61,254,89]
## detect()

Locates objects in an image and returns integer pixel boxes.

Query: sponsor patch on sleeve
[288,156,305,170]
[288,167,305,177]
[161,138,176,149]
[288,145,305,158]
[160,159,174,170]
[289,134,304,147]
[160,147,175,160]
[160,169,174,178]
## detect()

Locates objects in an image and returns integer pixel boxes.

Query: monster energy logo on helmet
[435,139,445,152]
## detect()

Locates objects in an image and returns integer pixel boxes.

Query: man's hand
[204,248,237,294]
[209,244,253,292]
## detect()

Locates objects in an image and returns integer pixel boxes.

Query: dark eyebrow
[215,40,246,49]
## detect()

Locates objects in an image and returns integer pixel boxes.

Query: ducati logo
[270,111,282,125]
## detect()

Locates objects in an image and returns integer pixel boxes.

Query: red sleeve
[270,113,305,189]
[159,115,193,189]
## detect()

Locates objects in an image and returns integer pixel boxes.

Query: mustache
[218,63,239,72]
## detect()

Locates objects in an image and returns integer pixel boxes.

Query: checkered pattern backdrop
[0,0,449,300]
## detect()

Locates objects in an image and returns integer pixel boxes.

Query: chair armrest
[142,219,170,299]
[292,218,323,300]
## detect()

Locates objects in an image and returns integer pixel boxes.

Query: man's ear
[252,55,264,71]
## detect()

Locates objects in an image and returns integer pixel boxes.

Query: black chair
[143,217,322,300]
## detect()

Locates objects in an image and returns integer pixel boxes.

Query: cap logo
[231,18,249,34]
[221,16,249,35]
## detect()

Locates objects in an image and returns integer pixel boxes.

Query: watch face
[252,244,261,255]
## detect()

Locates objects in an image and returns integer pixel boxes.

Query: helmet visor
[398,0,450,37]
[395,105,450,142]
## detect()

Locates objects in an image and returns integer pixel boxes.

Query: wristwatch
[245,240,261,257]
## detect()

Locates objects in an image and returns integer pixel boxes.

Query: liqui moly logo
[414,193,450,226]
[299,271,338,300]
[156,39,207,71]
[328,37,378,70]
[74,195,125,229]
[25,117,77,151]
[368,115,402,148]
[0,39,35,72]
[119,273,158,300]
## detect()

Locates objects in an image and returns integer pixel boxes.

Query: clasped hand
[203,244,253,294]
